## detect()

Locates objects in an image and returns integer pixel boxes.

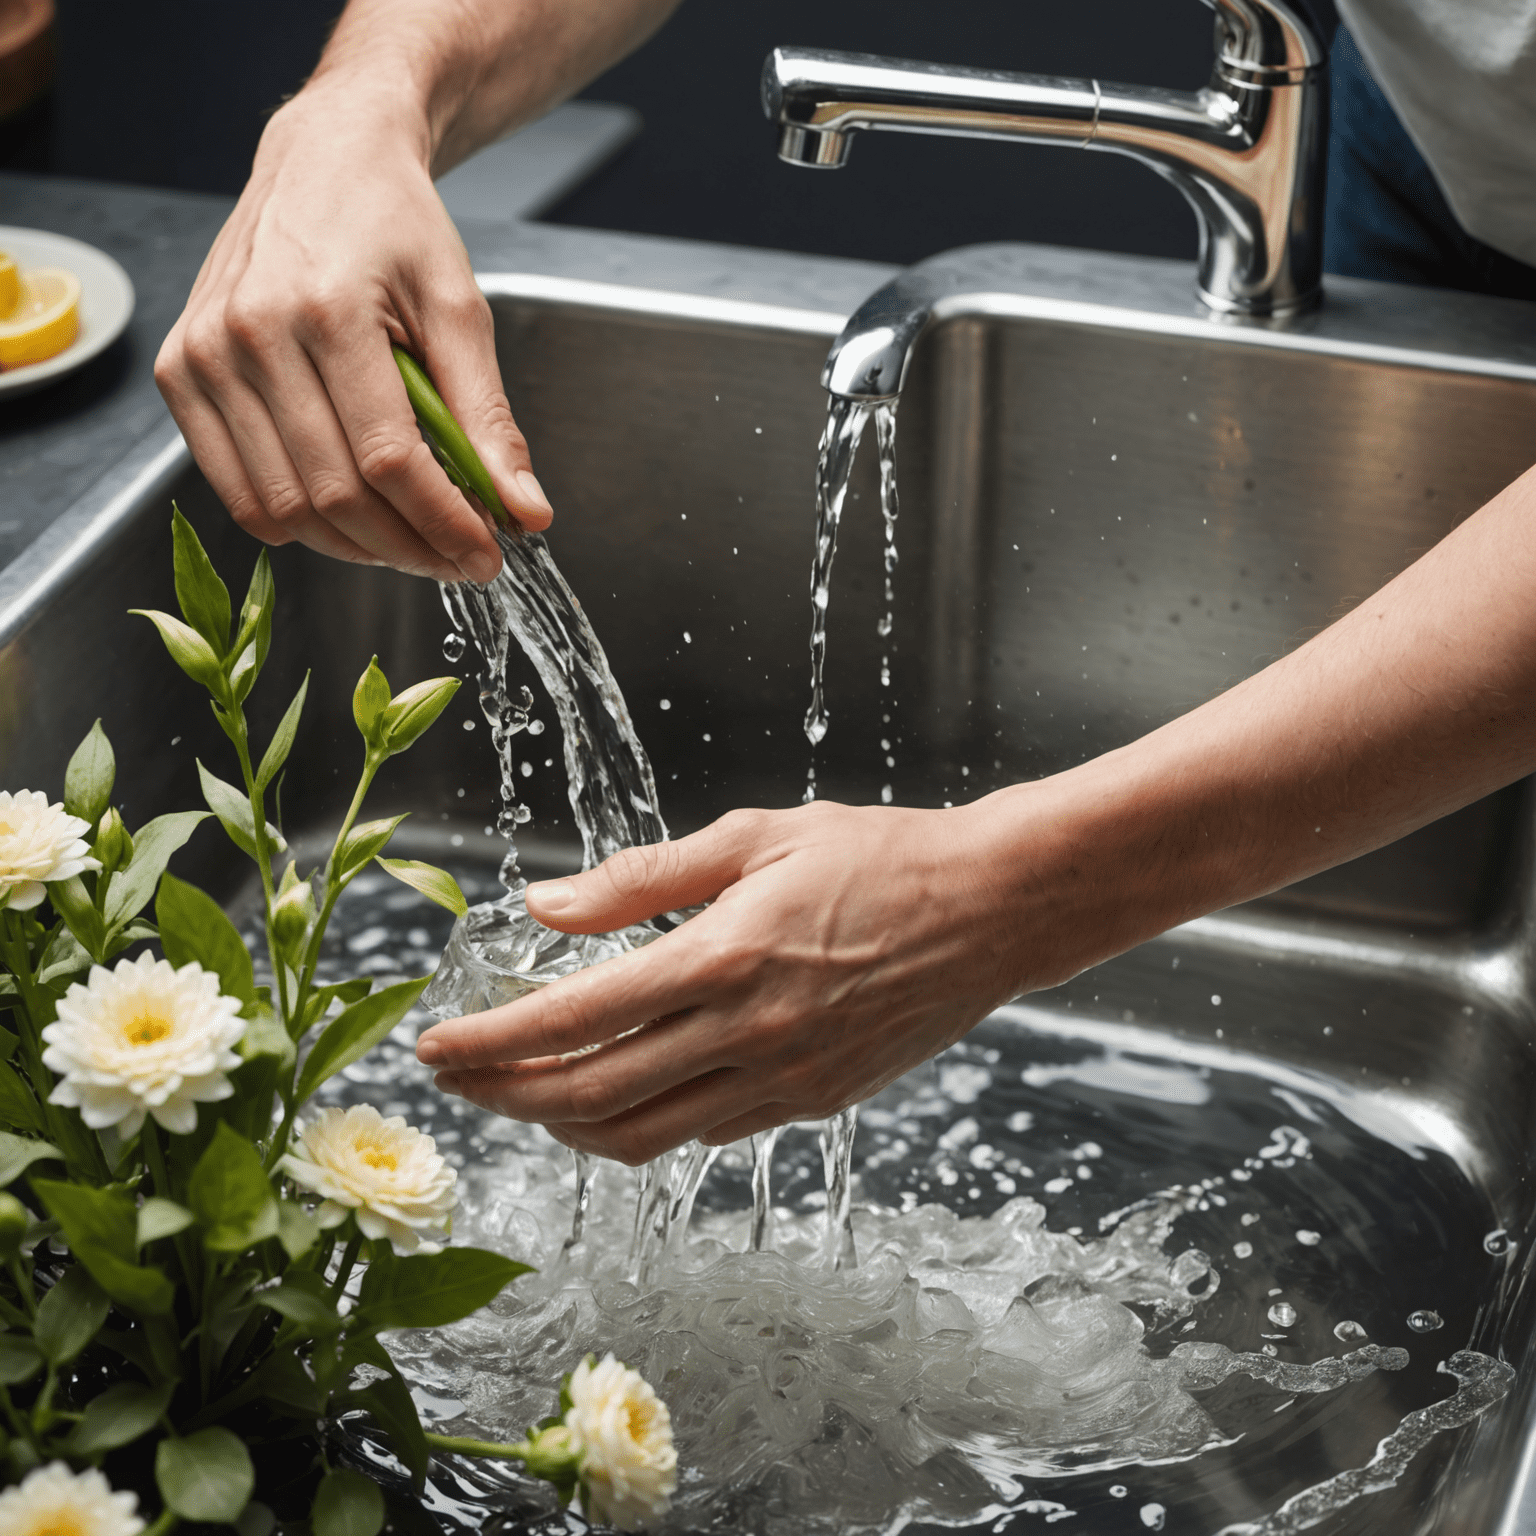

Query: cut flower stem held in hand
[0,503,676,1532]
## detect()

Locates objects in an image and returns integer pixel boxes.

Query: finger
[418,293,553,534]
[416,927,714,1068]
[235,335,465,581]
[525,808,776,933]
[542,1068,760,1165]
[156,356,383,566]
[699,1103,796,1146]
[301,313,504,583]
[434,1008,732,1124]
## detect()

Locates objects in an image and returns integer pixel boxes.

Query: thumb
[527,813,767,933]
[421,292,553,536]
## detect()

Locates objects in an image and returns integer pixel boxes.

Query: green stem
[329,1232,362,1304]
[5,1256,35,1318]
[143,1123,197,1294]
[228,711,291,1029]
[424,1432,532,1461]
[392,347,510,526]
[144,1509,179,1536]
[0,1380,31,1441]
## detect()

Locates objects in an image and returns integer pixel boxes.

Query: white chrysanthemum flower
[0,1461,144,1536]
[0,790,101,911]
[565,1353,677,1529]
[281,1104,456,1254]
[43,952,246,1137]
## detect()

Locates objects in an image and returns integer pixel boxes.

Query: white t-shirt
[1338,0,1536,266]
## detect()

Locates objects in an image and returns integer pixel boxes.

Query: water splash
[1211,1352,1513,1536]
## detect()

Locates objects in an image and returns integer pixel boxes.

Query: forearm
[294,0,681,172]
[988,458,1536,977]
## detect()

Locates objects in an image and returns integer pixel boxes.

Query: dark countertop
[0,174,233,570]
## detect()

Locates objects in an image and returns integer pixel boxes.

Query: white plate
[0,225,136,400]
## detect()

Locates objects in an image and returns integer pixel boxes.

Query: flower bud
[270,879,316,958]
[0,1192,29,1262]
[92,807,134,881]
[521,1424,581,1485]
[381,677,460,755]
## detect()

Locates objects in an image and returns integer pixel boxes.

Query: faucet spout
[764,0,1326,333]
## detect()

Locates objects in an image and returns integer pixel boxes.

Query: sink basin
[1,227,1534,1533]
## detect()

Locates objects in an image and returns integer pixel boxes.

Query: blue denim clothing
[1325,25,1536,298]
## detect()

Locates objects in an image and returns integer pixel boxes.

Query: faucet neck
[1209,0,1327,85]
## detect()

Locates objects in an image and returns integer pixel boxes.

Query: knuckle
[179,318,227,382]
[308,470,365,522]
[222,294,279,355]
[567,1063,623,1123]
[261,480,313,528]
[601,841,679,905]
[355,430,420,488]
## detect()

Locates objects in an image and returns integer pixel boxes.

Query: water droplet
[442,632,467,663]
[1140,1505,1166,1531]
[881,785,893,804]
[527,719,545,735]
[1334,1320,1368,1342]
[1109,1486,1127,1498]
[462,718,476,731]
[1267,1302,1297,1328]
[1232,1241,1252,1259]
[1240,1212,1260,1226]
[659,698,671,710]
[1484,1228,1515,1256]
[1407,1310,1443,1333]
[1296,1229,1321,1246]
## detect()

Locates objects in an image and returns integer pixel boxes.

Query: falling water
[803,397,873,801]
[874,401,900,803]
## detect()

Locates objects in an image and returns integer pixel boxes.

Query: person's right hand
[155,81,553,584]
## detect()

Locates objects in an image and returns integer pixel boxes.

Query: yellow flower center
[34,1518,86,1536]
[124,1011,173,1046]
[628,1399,655,1441]
[358,1140,398,1172]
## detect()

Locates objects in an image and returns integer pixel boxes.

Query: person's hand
[415,798,1083,1163]
[155,82,553,584]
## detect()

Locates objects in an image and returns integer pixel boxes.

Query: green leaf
[35,1182,178,1314]
[0,1332,42,1384]
[103,810,211,929]
[338,815,407,881]
[33,1263,110,1365]
[137,1197,195,1247]
[197,761,284,862]
[0,1132,62,1187]
[130,608,227,697]
[69,1379,176,1456]
[48,875,105,959]
[157,1426,255,1523]
[277,1200,320,1260]
[171,503,232,658]
[313,1467,386,1536]
[257,673,309,791]
[257,1280,342,1335]
[0,1023,15,1059]
[375,858,468,919]
[356,1247,531,1331]
[240,1350,322,1418]
[238,1005,294,1068]
[352,657,391,745]
[188,1123,279,1254]
[0,1060,45,1135]
[37,924,91,987]
[230,549,275,674]
[294,975,431,1105]
[302,977,372,1030]
[352,1372,429,1490]
[64,720,115,827]
[381,677,460,755]
[155,871,254,1005]
[229,640,260,706]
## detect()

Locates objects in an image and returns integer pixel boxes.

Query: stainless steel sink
[2,226,1535,1533]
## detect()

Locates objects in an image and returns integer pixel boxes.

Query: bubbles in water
[1268,1302,1297,1328]
[1483,1228,1515,1256]
[1334,1320,1369,1342]
[442,631,467,663]
[1296,1229,1321,1246]
[1233,1241,1253,1258]
[1141,1504,1167,1530]
[1407,1310,1443,1333]
[1110,1485,1128,1498]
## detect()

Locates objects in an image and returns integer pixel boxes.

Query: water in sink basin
[272,864,1513,1536]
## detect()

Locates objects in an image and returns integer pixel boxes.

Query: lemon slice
[0,267,81,369]
[0,253,17,320]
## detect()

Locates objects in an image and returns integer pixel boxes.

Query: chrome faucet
[763,0,1326,398]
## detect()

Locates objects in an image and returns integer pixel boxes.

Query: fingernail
[528,878,574,912]
[462,550,500,585]
[417,1038,445,1066]
[514,469,552,513]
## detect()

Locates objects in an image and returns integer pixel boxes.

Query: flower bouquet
[0,509,674,1533]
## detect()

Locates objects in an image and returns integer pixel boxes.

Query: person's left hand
[414,798,1057,1163]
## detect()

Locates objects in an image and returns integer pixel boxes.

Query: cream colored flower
[0,790,100,911]
[43,952,246,1137]
[281,1104,456,1254]
[565,1353,677,1529]
[0,1461,144,1536]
